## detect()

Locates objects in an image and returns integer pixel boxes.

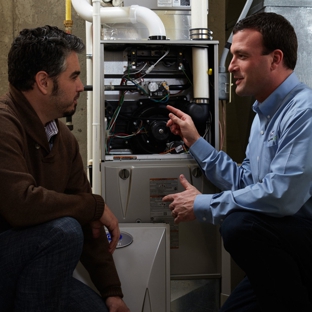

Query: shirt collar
[253,72,300,118]
[45,120,58,143]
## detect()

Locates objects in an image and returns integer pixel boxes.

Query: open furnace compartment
[102,41,217,156]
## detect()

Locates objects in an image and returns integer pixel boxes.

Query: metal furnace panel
[101,159,221,276]
[74,223,170,312]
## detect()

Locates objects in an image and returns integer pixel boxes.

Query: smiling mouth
[235,77,243,85]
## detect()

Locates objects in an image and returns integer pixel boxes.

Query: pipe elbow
[71,0,93,22]
[71,0,166,39]
[129,5,166,39]
[187,103,210,124]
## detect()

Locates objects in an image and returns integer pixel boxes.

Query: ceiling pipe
[71,0,166,39]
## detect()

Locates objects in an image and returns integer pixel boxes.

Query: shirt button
[260,130,264,135]
[203,217,206,221]
[35,143,40,149]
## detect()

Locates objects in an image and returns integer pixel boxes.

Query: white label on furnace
[158,0,172,7]
[150,178,178,196]
[150,178,180,248]
[173,0,191,7]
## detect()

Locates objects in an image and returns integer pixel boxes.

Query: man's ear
[35,71,50,95]
[271,49,283,70]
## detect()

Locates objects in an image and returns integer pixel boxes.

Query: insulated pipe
[191,0,209,102]
[219,0,254,73]
[71,0,166,38]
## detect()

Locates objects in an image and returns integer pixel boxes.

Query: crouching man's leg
[220,211,312,312]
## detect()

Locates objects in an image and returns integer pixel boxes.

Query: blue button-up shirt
[191,72,312,225]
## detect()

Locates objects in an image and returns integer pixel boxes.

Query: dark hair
[233,12,297,70]
[8,25,85,91]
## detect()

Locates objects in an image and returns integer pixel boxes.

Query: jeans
[219,211,312,312]
[0,217,108,312]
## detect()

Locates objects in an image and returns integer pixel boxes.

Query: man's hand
[162,174,201,223]
[90,204,120,253]
[106,296,130,312]
[166,105,200,147]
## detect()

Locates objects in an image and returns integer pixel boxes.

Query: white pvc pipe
[128,5,166,37]
[91,0,102,195]
[85,19,93,178]
[192,47,209,99]
[191,0,208,29]
[71,0,166,37]
[191,0,209,100]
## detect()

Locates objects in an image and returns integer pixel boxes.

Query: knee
[45,217,84,251]
[220,212,254,252]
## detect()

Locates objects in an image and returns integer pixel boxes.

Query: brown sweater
[0,85,123,299]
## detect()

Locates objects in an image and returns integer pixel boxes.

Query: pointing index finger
[167,105,184,118]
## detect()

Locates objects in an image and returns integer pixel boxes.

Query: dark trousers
[0,217,109,312]
[219,211,312,312]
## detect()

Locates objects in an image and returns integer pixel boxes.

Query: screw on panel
[192,167,202,178]
[119,169,130,180]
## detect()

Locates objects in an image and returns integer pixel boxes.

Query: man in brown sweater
[0,25,129,312]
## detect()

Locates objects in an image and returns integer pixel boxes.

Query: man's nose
[228,58,236,72]
[77,77,84,92]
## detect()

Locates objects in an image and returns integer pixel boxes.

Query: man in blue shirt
[163,12,312,311]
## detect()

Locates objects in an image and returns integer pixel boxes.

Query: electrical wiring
[106,48,192,153]
[153,48,170,67]
[123,72,170,104]
[180,66,193,86]
[107,89,126,132]
[160,147,177,154]
[122,62,148,80]
[106,121,147,153]
[202,111,212,142]
[108,129,146,141]
[141,48,170,77]
[119,48,193,105]
[160,143,188,155]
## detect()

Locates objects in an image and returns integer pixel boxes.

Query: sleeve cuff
[194,194,213,223]
[92,194,105,221]
[189,137,215,163]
